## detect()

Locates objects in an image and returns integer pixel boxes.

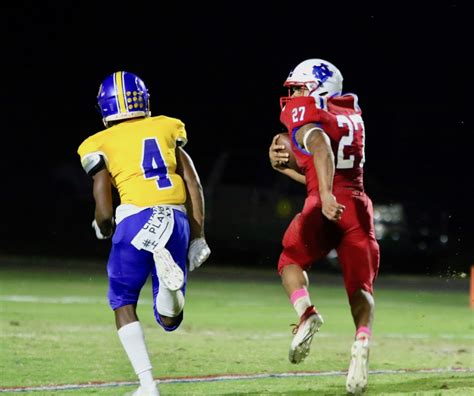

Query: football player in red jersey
[269,59,380,394]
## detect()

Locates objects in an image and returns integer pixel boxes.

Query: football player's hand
[188,238,211,271]
[269,134,289,168]
[321,193,345,222]
[92,219,113,240]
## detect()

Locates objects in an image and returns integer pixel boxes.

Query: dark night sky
[2,2,473,261]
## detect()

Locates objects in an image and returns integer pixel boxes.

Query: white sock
[117,321,155,388]
[290,288,313,317]
[138,370,156,389]
[294,296,312,317]
[155,287,185,317]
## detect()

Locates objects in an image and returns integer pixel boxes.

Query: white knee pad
[155,288,185,317]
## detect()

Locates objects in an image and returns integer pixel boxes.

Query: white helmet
[284,58,343,98]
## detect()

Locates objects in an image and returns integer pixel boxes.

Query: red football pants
[278,189,380,298]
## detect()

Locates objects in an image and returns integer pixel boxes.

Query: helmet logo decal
[312,64,333,83]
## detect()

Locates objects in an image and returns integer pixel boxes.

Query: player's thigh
[108,241,153,309]
[279,208,336,272]
[337,195,380,297]
[108,211,155,309]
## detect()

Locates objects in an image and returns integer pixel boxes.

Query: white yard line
[0,368,472,393]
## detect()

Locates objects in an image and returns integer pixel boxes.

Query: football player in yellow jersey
[77,71,211,396]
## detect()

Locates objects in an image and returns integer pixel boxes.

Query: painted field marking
[1,368,473,393]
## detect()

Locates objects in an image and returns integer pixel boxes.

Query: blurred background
[2,1,472,276]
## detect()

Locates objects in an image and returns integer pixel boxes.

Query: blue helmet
[97,71,150,127]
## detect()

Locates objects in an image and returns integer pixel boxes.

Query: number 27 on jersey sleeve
[336,114,366,169]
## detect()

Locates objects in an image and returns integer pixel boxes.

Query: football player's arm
[92,168,115,238]
[296,124,345,221]
[268,134,306,184]
[176,147,205,239]
[176,147,211,271]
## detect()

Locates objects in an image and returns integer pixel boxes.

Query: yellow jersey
[78,115,188,207]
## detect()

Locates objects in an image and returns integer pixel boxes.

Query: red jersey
[280,94,365,196]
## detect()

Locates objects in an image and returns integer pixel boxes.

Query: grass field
[0,256,473,395]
